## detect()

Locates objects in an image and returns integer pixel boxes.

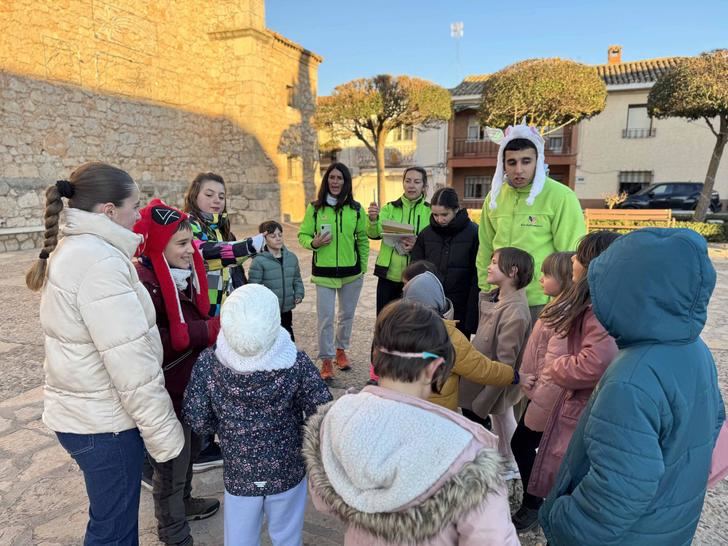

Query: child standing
[509,251,574,532]
[540,228,725,545]
[460,247,534,478]
[303,299,520,545]
[183,172,266,469]
[134,199,222,545]
[527,231,620,504]
[183,284,332,546]
[248,220,304,341]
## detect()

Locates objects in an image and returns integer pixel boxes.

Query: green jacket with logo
[298,202,370,289]
[366,195,431,283]
[477,177,585,306]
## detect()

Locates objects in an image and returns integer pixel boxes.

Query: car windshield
[636,185,667,196]
[635,184,701,196]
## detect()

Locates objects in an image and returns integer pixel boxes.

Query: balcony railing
[451,129,574,158]
[622,127,656,139]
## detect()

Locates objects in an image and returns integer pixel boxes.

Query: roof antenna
[450,22,464,82]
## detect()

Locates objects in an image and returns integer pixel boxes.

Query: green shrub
[675,221,726,242]
[587,220,726,242]
[466,209,727,242]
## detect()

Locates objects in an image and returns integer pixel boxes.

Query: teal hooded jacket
[539,228,725,545]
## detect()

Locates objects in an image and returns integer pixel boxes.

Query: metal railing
[622,128,656,139]
[451,129,574,157]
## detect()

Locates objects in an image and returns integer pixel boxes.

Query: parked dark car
[617,182,722,212]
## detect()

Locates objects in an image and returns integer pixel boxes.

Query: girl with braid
[26,162,183,545]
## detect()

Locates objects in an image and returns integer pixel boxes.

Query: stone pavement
[0,226,727,545]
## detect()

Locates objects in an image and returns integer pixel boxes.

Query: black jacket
[411,209,479,336]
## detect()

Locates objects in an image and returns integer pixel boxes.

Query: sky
[266,0,728,96]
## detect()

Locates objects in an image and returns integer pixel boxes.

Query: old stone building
[0,0,321,251]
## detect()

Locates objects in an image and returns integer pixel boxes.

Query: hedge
[586,220,726,242]
[465,209,726,242]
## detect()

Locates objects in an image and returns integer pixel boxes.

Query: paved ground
[0,227,727,545]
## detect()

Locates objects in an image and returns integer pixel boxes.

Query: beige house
[0,0,320,252]
[448,47,728,210]
[577,47,728,208]
[319,123,448,205]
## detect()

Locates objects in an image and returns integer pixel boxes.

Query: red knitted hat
[134,198,210,351]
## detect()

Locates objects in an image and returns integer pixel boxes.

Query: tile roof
[450,75,490,97]
[595,57,683,85]
[451,56,684,96]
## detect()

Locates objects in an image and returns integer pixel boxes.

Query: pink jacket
[520,318,563,432]
[528,307,618,498]
[303,386,520,546]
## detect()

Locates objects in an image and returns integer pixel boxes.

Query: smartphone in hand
[320,224,332,237]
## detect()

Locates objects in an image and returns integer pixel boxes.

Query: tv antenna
[450,22,464,81]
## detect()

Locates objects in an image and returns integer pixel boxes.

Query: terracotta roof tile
[594,57,683,85]
[450,56,685,96]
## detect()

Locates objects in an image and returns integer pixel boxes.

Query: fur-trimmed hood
[302,387,508,544]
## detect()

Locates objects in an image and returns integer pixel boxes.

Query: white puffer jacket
[40,208,183,462]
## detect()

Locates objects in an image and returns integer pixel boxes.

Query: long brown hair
[373,300,454,395]
[25,162,136,291]
[183,172,235,241]
[540,231,620,336]
[313,162,355,211]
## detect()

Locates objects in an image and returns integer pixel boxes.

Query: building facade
[448,79,578,210]
[0,0,321,251]
[577,49,728,208]
[447,47,728,210]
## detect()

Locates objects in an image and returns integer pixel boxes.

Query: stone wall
[0,0,320,251]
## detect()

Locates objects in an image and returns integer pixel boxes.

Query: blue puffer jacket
[540,228,725,546]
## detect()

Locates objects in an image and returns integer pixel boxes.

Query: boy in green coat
[248,221,304,341]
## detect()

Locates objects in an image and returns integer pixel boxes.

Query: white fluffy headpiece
[487,121,548,209]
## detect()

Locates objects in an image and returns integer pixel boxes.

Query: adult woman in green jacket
[298,162,369,380]
[366,166,432,314]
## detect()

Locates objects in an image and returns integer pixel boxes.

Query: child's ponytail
[26,182,66,291]
[25,162,136,291]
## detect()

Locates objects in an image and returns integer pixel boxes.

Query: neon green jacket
[477,177,585,306]
[298,202,370,289]
[366,195,431,282]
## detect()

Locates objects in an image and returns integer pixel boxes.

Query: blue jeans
[56,428,144,546]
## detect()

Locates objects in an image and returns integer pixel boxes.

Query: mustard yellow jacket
[429,319,515,411]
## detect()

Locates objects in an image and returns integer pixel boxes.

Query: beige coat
[459,289,531,417]
[41,208,183,463]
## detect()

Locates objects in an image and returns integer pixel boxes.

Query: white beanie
[487,122,548,210]
[216,284,297,373]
